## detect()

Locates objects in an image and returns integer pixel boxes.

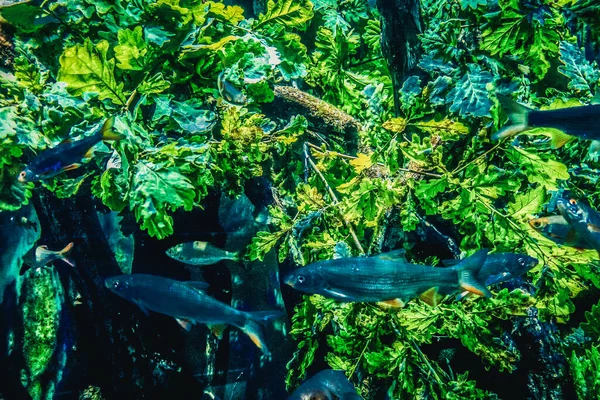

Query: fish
[556,197,600,256]
[17,116,123,183]
[24,242,75,268]
[443,253,538,301]
[288,369,363,400]
[492,94,600,149]
[529,215,591,249]
[104,273,283,356]
[283,249,491,307]
[166,241,240,266]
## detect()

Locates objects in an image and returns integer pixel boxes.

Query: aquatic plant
[1,0,600,398]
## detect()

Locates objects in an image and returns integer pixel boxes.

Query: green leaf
[171,100,216,134]
[114,26,148,71]
[57,39,126,105]
[447,64,493,118]
[460,0,487,10]
[256,0,314,30]
[558,41,600,94]
[506,147,570,191]
[507,186,547,220]
[129,161,196,239]
[138,72,170,95]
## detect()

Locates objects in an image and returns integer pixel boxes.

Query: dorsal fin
[441,258,460,267]
[375,249,407,262]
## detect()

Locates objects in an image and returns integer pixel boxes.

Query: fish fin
[588,223,600,233]
[185,281,209,291]
[59,242,75,267]
[550,130,574,149]
[208,324,226,339]
[492,94,532,140]
[441,258,460,267]
[323,288,355,301]
[62,163,82,172]
[83,146,95,162]
[456,291,471,301]
[135,300,150,316]
[375,249,407,262]
[419,288,443,307]
[377,298,405,308]
[99,116,124,141]
[241,310,284,356]
[456,249,492,298]
[176,318,193,331]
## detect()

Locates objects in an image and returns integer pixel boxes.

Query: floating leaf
[447,64,493,118]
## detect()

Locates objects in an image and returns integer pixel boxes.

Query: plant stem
[305,144,365,255]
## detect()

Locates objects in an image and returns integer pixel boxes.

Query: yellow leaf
[382,117,407,133]
[350,153,373,174]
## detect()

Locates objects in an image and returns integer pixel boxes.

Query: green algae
[20,265,65,400]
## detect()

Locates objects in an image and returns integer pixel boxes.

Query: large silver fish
[289,369,363,400]
[105,273,283,356]
[284,249,491,307]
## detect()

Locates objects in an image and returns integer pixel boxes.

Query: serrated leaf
[460,0,487,10]
[382,117,407,133]
[130,161,196,239]
[206,1,244,24]
[256,0,314,30]
[447,65,493,118]
[558,41,600,93]
[57,39,126,105]
[114,26,148,71]
[508,186,547,220]
[138,72,170,95]
[506,147,569,191]
[350,153,373,174]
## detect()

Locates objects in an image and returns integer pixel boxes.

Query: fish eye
[569,199,577,206]
[532,221,542,228]
[297,275,306,284]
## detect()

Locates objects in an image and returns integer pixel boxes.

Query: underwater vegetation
[0,0,600,399]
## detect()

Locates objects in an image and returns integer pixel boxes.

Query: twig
[305,144,365,255]
[349,336,372,379]
[451,142,502,175]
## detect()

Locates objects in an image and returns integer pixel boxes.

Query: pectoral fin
[176,318,193,331]
[377,298,406,308]
[63,163,82,172]
[587,223,600,233]
[134,300,150,316]
[456,291,470,301]
[323,288,355,301]
[83,147,95,162]
[419,288,443,307]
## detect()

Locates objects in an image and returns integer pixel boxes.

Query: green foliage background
[1,0,600,398]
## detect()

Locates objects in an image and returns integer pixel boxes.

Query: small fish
[166,241,240,266]
[492,94,600,148]
[529,215,591,249]
[443,253,538,301]
[105,274,283,356]
[556,197,600,256]
[218,72,248,105]
[18,116,123,183]
[25,242,75,268]
[284,249,491,307]
[289,369,363,400]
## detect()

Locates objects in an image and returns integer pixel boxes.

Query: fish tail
[59,242,76,267]
[455,249,491,298]
[240,310,284,356]
[492,95,532,141]
[98,116,125,141]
